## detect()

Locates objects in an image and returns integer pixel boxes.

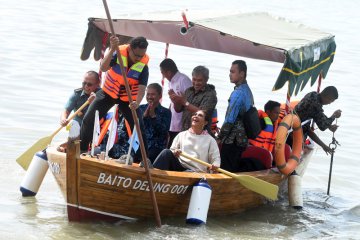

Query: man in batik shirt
[293,86,342,154]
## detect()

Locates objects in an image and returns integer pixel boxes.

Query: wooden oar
[180,152,279,200]
[16,100,90,170]
[101,0,161,227]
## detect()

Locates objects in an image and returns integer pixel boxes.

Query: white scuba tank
[20,151,49,197]
[186,178,212,224]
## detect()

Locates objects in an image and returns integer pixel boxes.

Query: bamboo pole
[101,0,161,227]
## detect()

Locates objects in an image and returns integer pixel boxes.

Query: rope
[327,119,340,195]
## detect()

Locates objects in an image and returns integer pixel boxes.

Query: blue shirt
[224,83,253,124]
[219,82,253,146]
[139,103,171,150]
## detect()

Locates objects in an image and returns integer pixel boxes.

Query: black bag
[243,106,261,140]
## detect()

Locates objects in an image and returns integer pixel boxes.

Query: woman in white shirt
[153,110,220,172]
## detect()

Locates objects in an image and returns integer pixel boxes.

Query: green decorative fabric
[274,37,336,96]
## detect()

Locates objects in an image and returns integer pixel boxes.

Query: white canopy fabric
[83,11,336,95]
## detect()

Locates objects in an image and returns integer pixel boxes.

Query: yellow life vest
[103,44,149,101]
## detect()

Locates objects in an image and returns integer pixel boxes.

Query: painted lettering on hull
[97,172,189,195]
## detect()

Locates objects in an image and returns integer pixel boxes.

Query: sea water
[0,0,359,239]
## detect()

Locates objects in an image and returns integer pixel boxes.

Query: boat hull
[47,142,290,222]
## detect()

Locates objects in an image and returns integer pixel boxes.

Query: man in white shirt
[160,58,192,147]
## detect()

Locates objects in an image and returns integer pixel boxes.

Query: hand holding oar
[180,152,279,200]
[101,0,161,227]
[16,100,91,170]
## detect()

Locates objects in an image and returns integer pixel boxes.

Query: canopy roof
[82,11,336,96]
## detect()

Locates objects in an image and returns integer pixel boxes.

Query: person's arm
[218,90,243,141]
[169,90,187,113]
[170,132,182,156]
[313,108,342,131]
[100,35,119,72]
[208,138,221,167]
[60,110,70,126]
[130,64,148,110]
[60,93,76,126]
[129,85,146,109]
[308,129,333,155]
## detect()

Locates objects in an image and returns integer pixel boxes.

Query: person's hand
[109,35,120,52]
[148,102,156,118]
[169,92,186,105]
[129,101,139,110]
[332,109,342,119]
[168,89,175,96]
[144,102,156,118]
[60,119,69,127]
[322,144,334,155]
[328,124,339,133]
[207,164,219,173]
[88,92,96,104]
[173,149,182,158]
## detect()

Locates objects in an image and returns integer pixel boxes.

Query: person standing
[217,60,254,172]
[138,83,171,163]
[80,36,149,153]
[170,65,217,135]
[160,58,192,147]
[293,86,342,154]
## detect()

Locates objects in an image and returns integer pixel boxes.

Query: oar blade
[235,175,279,200]
[16,135,52,170]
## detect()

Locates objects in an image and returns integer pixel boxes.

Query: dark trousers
[153,149,187,171]
[148,147,162,163]
[220,143,246,172]
[80,89,147,156]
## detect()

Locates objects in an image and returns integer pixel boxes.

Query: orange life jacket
[211,109,219,134]
[102,44,149,101]
[248,110,278,153]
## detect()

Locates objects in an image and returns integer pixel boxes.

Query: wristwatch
[185,101,190,107]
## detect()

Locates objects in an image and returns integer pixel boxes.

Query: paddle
[180,152,279,200]
[16,100,91,170]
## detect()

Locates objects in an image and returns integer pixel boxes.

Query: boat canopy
[81,12,336,96]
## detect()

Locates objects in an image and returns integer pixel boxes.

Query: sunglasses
[82,81,94,87]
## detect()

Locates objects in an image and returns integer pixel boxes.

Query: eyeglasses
[82,82,94,87]
[130,48,145,59]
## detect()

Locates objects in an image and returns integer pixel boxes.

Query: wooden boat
[46,11,335,221]
[47,141,313,221]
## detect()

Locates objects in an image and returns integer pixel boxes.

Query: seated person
[153,110,220,172]
[138,83,171,163]
[60,70,100,127]
[249,100,281,154]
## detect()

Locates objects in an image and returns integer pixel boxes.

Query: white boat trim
[67,203,137,221]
